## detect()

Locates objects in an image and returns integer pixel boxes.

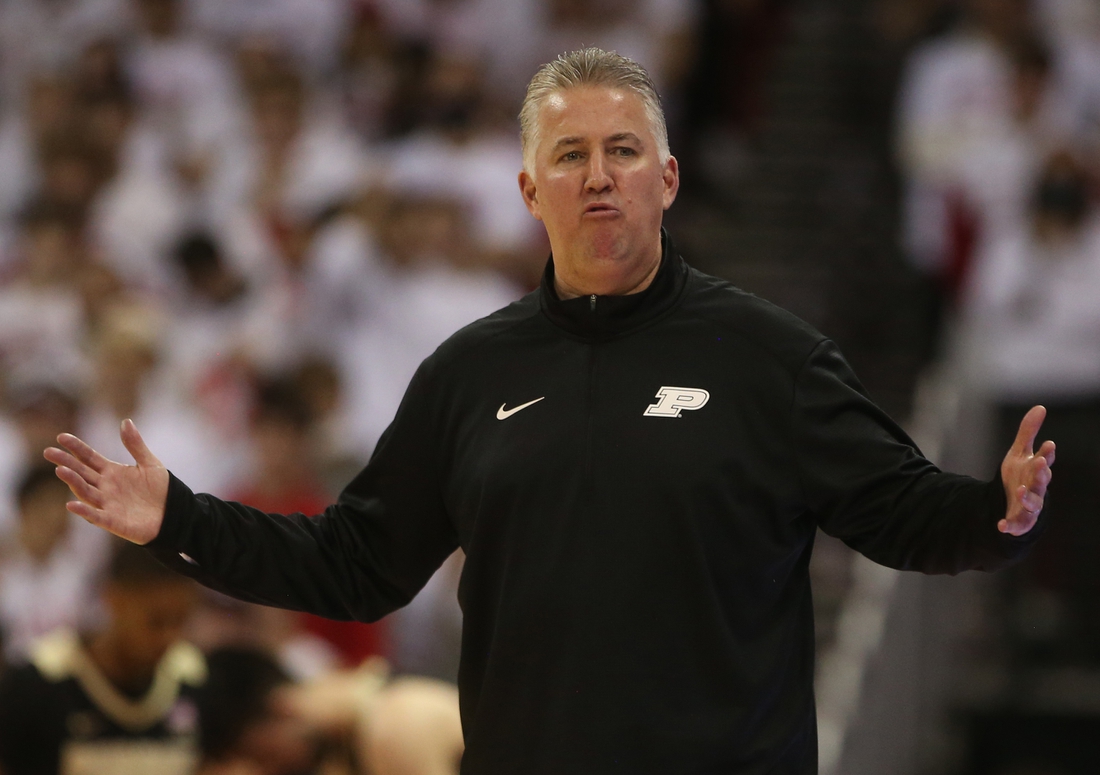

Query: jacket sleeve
[145,360,459,622]
[792,339,1042,574]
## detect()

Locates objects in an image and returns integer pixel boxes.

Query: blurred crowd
[894,0,1100,677]
[0,0,705,772]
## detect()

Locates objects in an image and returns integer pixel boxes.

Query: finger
[1011,405,1047,457]
[1001,490,1041,533]
[1017,484,1044,514]
[1037,440,1056,467]
[43,447,101,486]
[999,514,1035,536]
[66,500,103,524]
[120,419,163,468]
[55,466,105,509]
[56,433,112,474]
[64,500,127,539]
[1025,459,1053,495]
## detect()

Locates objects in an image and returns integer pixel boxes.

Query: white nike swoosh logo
[496,397,545,420]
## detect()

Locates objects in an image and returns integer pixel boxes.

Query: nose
[584,153,613,193]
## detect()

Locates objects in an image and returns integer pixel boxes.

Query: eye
[560,150,582,162]
[613,146,637,157]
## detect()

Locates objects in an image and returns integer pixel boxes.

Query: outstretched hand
[999,405,1055,536]
[43,419,168,545]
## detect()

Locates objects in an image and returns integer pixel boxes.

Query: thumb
[120,419,163,468]
[1010,405,1047,457]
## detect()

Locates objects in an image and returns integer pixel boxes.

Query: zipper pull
[590,294,597,312]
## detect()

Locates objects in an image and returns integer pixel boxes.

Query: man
[0,541,203,775]
[46,49,1055,773]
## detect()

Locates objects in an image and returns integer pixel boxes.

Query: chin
[583,227,630,262]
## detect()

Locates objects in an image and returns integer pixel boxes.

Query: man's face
[519,86,678,293]
[106,581,197,676]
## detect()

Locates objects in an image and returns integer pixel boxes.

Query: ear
[662,155,680,211]
[519,170,542,221]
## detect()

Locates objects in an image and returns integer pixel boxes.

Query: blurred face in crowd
[27,75,74,137]
[77,40,125,96]
[380,196,468,267]
[226,700,319,775]
[251,81,304,155]
[416,199,470,263]
[423,54,484,136]
[14,389,81,455]
[78,263,127,325]
[547,0,636,26]
[519,85,678,297]
[95,335,158,415]
[18,479,71,563]
[40,148,100,210]
[22,219,78,285]
[235,38,287,93]
[1013,66,1047,121]
[968,0,1030,42]
[135,0,180,38]
[251,415,311,482]
[85,97,134,161]
[1032,153,1090,243]
[295,360,341,421]
[104,579,197,681]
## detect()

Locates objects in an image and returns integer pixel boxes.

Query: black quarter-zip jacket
[148,231,1039,774]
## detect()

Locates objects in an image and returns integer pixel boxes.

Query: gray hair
[519,48,670,173]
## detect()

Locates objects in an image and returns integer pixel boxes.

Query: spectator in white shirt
[80,302,244,497]
[896,0,1039,275]
[0,203,88,382]
[0,0,127,104]
[83,88,189,297]
[961,151,1100,401]
[0,71,78,229]
[0,377,85,541]
[207,62,373,242]
[125,0,243,168]
[160,232,257,439]
[944,37,1067,281]
[0,465,108,664]
[187,0,351,79]
[383,52,545,283]
[337,193,521,454]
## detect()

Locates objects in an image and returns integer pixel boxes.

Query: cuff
[146,472,195,552]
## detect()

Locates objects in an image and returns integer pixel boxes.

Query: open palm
[999,405,1056,537]
[43,419,169,545]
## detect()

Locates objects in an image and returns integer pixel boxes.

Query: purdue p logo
[643,387,711,418]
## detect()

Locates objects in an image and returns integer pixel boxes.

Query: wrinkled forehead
[534,86,653,148]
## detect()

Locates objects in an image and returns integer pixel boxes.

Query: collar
[31,630,206,732]
[539,229,689,339]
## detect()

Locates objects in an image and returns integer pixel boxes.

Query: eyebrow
[551,136,585,151]
[550,132,644,151]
